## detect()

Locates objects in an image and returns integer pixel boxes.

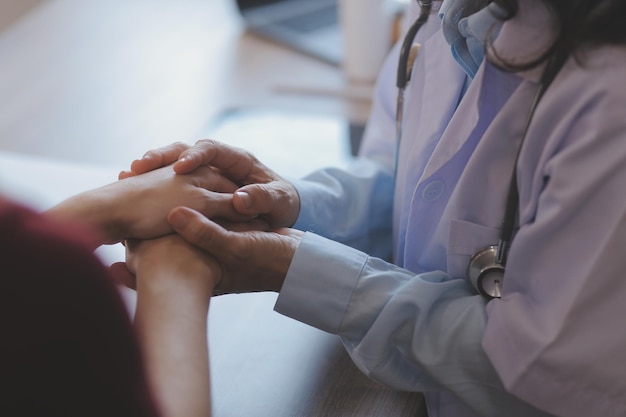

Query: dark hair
[491,0,626,75]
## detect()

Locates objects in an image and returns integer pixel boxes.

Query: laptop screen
[237,0,284,10]
[235,0,341,66]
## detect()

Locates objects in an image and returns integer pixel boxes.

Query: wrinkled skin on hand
[166,206,304,295]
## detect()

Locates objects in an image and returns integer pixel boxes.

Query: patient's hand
[125,234,217,417]
[125,234,220,295]
[47,164,250,246]
[121,139,301,229]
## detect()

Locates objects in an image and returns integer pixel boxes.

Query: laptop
[235,0,342,66]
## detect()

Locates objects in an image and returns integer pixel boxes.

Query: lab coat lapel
[396,29,467,203]
[393,29,466,262]
[401,61,522,272]
[416,67,481,183]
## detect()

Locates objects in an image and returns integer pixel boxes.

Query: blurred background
[0,0,407,176]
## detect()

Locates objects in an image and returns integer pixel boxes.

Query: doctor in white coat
[125,0,626,415]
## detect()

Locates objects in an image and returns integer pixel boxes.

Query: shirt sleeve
[290,34,400,258]
[275,232,555,417]
[292,158,394,259]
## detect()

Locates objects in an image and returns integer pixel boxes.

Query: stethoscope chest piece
[466,245,504,299]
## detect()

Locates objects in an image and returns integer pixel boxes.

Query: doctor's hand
[120,140,301,229]
[167,206,304,295]
[48,165,248,247]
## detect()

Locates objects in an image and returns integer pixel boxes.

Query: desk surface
[0,1,425,416]
[0,150,426,417]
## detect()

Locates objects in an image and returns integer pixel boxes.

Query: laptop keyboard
[274,5,338,33]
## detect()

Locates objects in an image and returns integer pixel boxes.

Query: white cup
[339,0,393,83]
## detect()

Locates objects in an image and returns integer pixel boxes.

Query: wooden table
[0,1,426,415]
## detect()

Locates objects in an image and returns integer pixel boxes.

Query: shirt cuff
[291,179,319,232]
[274,232,368,333]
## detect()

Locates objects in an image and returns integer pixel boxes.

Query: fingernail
[169,210,189,229]
[235,191,251,209]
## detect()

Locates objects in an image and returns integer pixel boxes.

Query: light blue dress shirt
[275,1,626,416]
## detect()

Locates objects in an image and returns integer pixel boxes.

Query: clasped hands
[113,140,305,295]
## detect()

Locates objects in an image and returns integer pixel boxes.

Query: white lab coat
[277,0,626,416]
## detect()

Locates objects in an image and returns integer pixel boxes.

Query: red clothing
[0,199,159,417]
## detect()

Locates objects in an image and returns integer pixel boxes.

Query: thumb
[233,182,298,227]
[167,207,227,254]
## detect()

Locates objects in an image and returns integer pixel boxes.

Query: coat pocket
[447,219,500,280]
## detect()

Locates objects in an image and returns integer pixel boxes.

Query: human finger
[118,170,134,180]
[233,182,300,228]
[168,206,266,295]
[168,207,299,294]
[196,190,253,223]
[108,262,137,290]
[190,165,239,194]
[172,139,267,183]
[167,206,231,255]
[215,218,271,232]
[129,142,191,175]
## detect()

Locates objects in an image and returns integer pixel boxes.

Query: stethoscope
[395,0,565,299]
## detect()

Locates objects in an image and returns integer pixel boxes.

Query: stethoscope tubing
[394,1,432,176]
[393,0,567,297]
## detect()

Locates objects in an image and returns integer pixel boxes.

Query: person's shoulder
[0,198,159,417]
[0,197,123,344]
[550,46,626,118]
[569,45,626,93]
[0,198,104,284]
[1,198,94,251]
